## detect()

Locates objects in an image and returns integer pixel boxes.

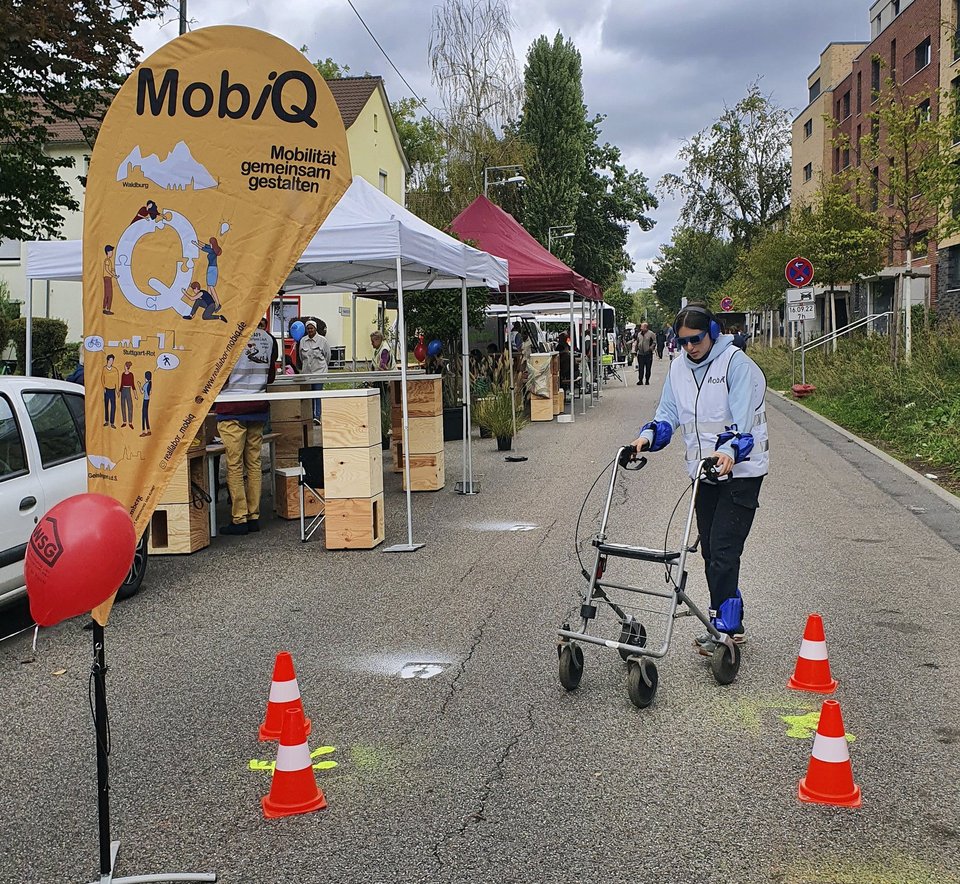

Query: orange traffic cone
[798,699,861,807]
[787,613,837,693]
[262,708,327,818]
[259,651,312,741]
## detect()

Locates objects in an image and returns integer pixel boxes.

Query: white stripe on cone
[798,638,829,661]
[811,733,850,764]
[275,741,312,772]
[268,678,302,703]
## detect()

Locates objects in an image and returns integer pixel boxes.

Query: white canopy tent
[24,176,509,551]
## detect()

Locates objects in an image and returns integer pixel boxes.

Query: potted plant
[472,384,526,451]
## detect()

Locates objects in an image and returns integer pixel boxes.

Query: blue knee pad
[713,590,743,633]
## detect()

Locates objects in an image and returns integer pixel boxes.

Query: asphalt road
[2,361,959,884]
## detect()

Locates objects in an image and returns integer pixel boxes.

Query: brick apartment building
[792,0,960,324]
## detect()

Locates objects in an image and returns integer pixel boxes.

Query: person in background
[297,318,331,424]
[215,325,278,536]
[656,325,667,360]
[630,303,768,654]
[634,321,657,385]
[732,325,748,351]
[370,330,394,372]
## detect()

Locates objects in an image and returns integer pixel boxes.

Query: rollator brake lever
[618,445,647,471]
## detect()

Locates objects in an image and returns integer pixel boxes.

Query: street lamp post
[547,224,576,253]
[483,165,525,198]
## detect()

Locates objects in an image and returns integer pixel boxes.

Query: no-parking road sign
[785,256,815,287]
[719,296,734,312]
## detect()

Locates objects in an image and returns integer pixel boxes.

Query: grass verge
[750,320,960,498]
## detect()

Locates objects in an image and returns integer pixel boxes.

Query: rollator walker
[556,445,742,708]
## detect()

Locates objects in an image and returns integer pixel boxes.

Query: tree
[652,228,737,315]
[601,279,636,327]
[0,1,162,241]
[302,50,351,80]
[661,83,791,249]
[792,180,885,343]
[519,32,587,264]
[843,68,960,361]
[571,116,657,290]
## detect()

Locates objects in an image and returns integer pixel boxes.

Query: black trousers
[694,476,763,612]
[636,352,653,382]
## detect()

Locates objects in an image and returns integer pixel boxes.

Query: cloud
[131,0,871,289]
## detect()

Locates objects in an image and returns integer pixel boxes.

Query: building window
[954,0,960,61]
[378,169,387,192]
[893,0,900,14]
[890,39,897,82]
[871,57,881,98]
[857,72,862,114]
[0,239,21,261]
[947,245,960,289]
[842,147,850,168]
[803,163,813,182]
[917,99,931,123]
[373,113,378,133]
[856,125,862,165]
[841,91,851,119]
[953,77,960,143]
[803,119,813,139]
[870,168,879,211]
[809,78,821,103]
[834,147,841,173]
[915,38,931,73]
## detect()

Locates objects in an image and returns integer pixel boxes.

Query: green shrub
[10,317,68,376]
[752,321,960,480]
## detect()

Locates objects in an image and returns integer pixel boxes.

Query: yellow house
[0,74,410,358]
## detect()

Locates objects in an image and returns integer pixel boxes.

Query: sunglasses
[677,330,708,346]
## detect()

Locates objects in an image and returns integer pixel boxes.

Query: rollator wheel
[626,659,658,708]
[710,640,741,685]
[617,620,647,662]
[558,643,584,691]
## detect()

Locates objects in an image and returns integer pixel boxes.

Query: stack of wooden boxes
[552,354,563,415]
[271,385,314,519]
[528,353,559,422]
[390,377,444,491]
[323,389,385,549]
[148,447,210,555]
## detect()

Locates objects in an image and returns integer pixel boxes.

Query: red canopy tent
[450,195,602,302]
[450,196,604,427]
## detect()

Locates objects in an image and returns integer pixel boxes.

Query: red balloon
[25,493,136,627]
[413,339,427,363]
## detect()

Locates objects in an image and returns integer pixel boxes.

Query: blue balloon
[290,321,306,342]
[427,339,443,357]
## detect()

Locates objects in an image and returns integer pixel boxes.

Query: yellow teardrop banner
[83,27,351,623]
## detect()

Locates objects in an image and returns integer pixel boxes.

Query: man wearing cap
[297,319,331,424]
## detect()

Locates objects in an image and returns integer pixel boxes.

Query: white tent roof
[25,176,508,291]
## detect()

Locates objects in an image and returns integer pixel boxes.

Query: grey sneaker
[693,631,746,657]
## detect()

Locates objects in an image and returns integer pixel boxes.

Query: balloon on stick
[25,494,137,627]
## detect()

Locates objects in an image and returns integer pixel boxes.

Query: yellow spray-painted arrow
[248,745,339,772]
[781,711,856,742]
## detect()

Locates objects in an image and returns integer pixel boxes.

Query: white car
[0,376,148,609]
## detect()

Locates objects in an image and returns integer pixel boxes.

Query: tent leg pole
[558,292,575,423]
[384,258,423,553]
[25,274,33,377]
[456,279,478,494]
[506,287,517,448]
[351,293,358,370]
[581,300,587,415]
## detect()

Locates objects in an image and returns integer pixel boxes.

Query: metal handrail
[792,311,893,386]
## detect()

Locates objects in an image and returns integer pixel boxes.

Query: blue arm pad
[641,420,673,452]
[716,427,755,463]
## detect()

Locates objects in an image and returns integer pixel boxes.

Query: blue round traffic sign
[785,256,814,287]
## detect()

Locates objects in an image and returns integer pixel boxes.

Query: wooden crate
[391,438,404,473]
[530,394,554,422]
[321,393,380,448]
[324,494,385,549]
[554,388,565,414]
[404,415,443,454]
[159,450,207,505]
[323,444,383,499]
[271,419,309,462]
[270,388,311,423]
[391,378,442,418]
[400,450,445,492]
[148,501,209,555]
[274,468,324,520]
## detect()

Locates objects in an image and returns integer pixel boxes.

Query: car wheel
[116,530,149,601]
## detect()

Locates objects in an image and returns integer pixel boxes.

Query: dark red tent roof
[450,196,602,301]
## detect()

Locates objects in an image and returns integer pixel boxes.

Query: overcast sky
[135,0,870,289]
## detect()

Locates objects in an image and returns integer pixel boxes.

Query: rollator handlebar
[700,456,721,480]
[618,445,647,471]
